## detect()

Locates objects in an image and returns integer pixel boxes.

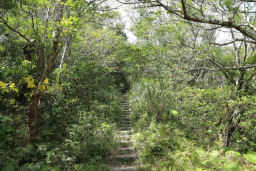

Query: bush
[129,78,256,170]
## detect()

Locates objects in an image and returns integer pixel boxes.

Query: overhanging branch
[187,64,256,73]
[0,16,31,42]
[209,39,256,46]
[154,0,256,41]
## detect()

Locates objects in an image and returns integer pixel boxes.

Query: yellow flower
[10,83,15,89]
[43,78,49,85]
[0,81,7,88]
[25,76,35,88]
[41,85,45,91]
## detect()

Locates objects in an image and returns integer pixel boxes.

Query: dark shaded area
[111,71,130,94]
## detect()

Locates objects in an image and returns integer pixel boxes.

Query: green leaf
[2,162,15,171]
[226,150,241,157]
[170,110,179,116]
[244,151,256,164]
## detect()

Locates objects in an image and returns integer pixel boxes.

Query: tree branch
[187,64,256,73]
[0,16,31,42]
[209,39,256,46]
[240,0,256,2]
[154,0,256,41]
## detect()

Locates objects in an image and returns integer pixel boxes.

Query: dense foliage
[1,0,256,170]
[0,0,128,170]
[126,5,256,170]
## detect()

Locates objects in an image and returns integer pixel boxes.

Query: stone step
[111,165,150,171]
[122,117,131,119]
[121,139,133,143]
[119,131,132,136]
[121,125,132,128]
[122,119,131,121]
[121,141,133,148]
[122,123,131,125]
[122,115,130,117]
[122,120,131,122]
[120,128,131,131]
[123,115,131,117]
[120,135,132,141]
[122,122,131,124]
[121,139,133,144]
[121,122,131,125]
[114,153,138,164]
[122,124,131,127]
[120,134,132,138]
[119,127,132,131]
[119,130,132,135]
[121,121,131,124]
[118,147,135,154]
[111,165,137,171]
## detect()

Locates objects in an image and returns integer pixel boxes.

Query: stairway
[109,95,139,171]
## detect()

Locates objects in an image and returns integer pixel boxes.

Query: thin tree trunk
[27,4,64,143]
[59,38,68,68]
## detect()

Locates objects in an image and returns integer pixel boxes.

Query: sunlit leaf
[10,98,15,105]
[244,151,256,164]
[0,81,7,88]
[43,78,49,85]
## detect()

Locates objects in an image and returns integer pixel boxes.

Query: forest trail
[109,95,141,171]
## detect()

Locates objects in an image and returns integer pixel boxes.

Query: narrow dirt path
[109,95,141,171]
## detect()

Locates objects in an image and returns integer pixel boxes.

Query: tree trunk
[28,91,42,143]
[27,4,63,142]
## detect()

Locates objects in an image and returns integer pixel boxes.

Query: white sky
[118,5,137,43]
[116,3,236,45]
[215,28,232,43]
